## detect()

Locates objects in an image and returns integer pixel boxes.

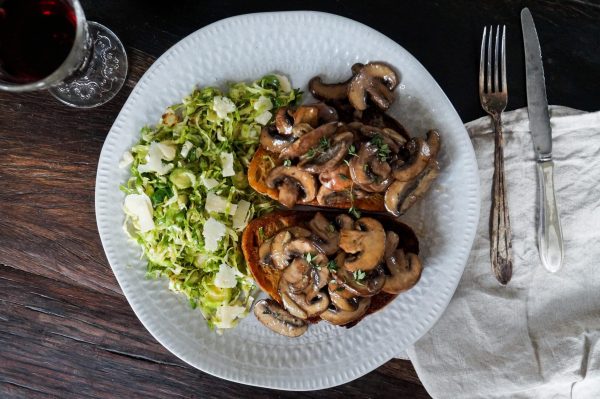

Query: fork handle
[490,115,513,285]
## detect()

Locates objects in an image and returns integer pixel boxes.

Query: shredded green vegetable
[121,75,301,330]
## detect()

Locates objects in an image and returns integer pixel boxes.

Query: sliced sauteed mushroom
[266,166,317,208]
[275,108,294,135]
[270,232,321,270]
[320,296,371,326]
[319,163,353,192]
[334,265,386,297]
[298,131,354,174]
[348,62,399,111]
[339,217,386,271]
[308,76,351,101]
[291,122,313,138]
[336,214,354,230]
[308,212,340,255]
[328,280,359,311]
[259,238,273,266]
[359,124,405,153]
[316,186,352,206]
[280,277,330,319]
[349,142,392,193]
[281,257,311,293]
[260,124,296,153]
[279,121,338,160]
[254,299,308,337]
[383,248,422,294]
[385,160,440,216]
[393,130,440,182]
[291,105,319,127]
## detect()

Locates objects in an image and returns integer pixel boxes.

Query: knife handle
[490,116,513,285]
[536,160,564,272]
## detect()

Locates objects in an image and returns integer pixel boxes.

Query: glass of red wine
[0,0,127,108]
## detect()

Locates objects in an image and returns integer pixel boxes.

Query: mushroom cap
[307,212,340,256]
[319,163,353,191]
[266,165,317,208]
[291,105,319,127]
[279,121,338,160]
[254,299,308,337]
[385,160,440,216]
[308,76,351,101]
[349,142,392,193]
[298,131,354,174]
[393,130,441,181]
[334,265,386,297]
[328,280,359,311]
[347,62,399,111]
[382,249,423,294]
[338,217,386,272]
[275,107,294,135]
[260,124,296,153]
[320,296,371,326]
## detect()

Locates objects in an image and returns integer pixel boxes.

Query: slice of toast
[247,147,386,212]
[241,210,420,326]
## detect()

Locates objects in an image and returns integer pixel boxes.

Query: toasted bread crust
[247,148,386,212]
[242,210,420,327]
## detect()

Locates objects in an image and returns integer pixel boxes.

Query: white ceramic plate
[95,11,480,390]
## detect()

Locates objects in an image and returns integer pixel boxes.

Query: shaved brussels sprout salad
[120,75,300,330]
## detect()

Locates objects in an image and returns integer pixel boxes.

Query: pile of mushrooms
[254,212,422,337]
[260,62,442,216]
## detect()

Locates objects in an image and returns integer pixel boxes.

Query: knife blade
[521,8,564,273]
[522,8,552,161]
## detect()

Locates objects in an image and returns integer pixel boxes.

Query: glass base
[49,22,128,108]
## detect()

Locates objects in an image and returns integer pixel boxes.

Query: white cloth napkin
[404,106,600,399]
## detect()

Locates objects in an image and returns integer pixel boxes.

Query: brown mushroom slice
[308,212,339,256]
[284,285,330,318]
[383,249,423,294]
[312,102,339,124]
[359,124,405,153]
[385,231,400,259]
[280,291,308,319]
[349,143,392,193]
[304,256,330,303]
[266,166,317,208]
[290,123,313,140]
[385,160,440,216]
[259,125,296,153]
[270,230,293,270]
[336,214,354,230]
[348,62,399,111]
[393,131,441,181]
[279,121,338,160]
[328,280,359,312]
[316,186,352,206]
[360,108,410,141]
[254,299,307,337]
[259,238,273,266]
[308,76,351,101]
[334,265,386,297]
[319,163,353,191]
[281,257,311,293]
[286,226,312,238]
[339,217,386,272]
[275,108,294,135]
[320,296,371,326]
[291,105,319,127]
[298,132,353,174]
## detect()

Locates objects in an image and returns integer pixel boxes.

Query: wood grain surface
[1,1,599,398]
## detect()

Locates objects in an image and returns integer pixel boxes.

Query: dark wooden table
[1,1,598,398]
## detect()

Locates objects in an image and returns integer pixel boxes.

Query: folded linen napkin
[405,106,600,399]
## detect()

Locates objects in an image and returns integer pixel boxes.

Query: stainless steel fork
[479,25,513,285]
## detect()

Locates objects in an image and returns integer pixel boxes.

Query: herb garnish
[348,144,357,157]
[353,269,366,283]
[349,206,361,219]
[327,259,338,272]
[371,135,390,162]
[283,159,292,167]
[258,226,265,240]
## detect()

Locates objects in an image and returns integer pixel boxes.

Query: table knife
[521,8,564,273]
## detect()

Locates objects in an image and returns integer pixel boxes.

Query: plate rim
[95,10,480,390]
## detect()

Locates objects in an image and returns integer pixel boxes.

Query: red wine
[0,0,77,84]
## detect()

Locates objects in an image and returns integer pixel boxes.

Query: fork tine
[479,26,486,94]
[486,26,492,93]
[494,25,500,92]
[501,25,507,93]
